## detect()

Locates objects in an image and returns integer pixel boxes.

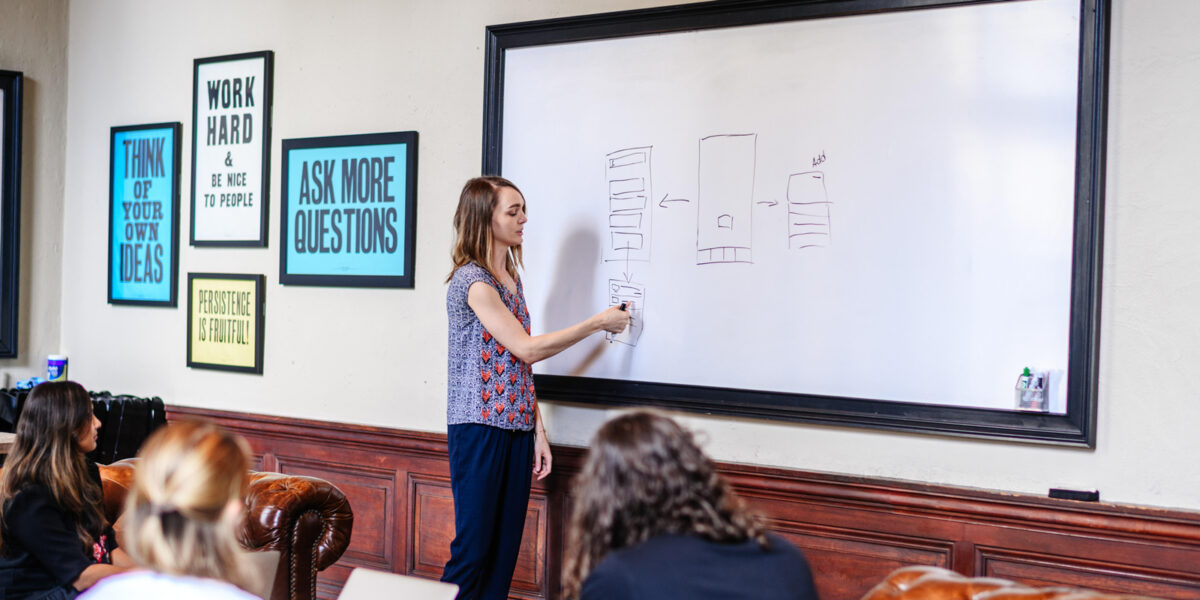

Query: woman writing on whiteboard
[441,176,630,599]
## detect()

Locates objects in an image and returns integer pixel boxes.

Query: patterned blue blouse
[446,262,537,431]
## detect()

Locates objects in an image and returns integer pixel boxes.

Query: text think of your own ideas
[294,156,400,255]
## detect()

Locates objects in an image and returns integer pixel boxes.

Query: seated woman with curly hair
[562,411,819,600]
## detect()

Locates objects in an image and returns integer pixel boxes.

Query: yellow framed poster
[187,272,264,373]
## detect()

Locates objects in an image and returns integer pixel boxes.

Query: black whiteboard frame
[482,0,1109,447]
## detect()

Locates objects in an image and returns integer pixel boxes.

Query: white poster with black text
[190,51,273,246]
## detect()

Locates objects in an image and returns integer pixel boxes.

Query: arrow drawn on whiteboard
[659,193,690,207]
[756,199,779,207]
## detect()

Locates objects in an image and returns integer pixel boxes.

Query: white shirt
[80,571,260,600]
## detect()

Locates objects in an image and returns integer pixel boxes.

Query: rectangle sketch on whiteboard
[697,134,755,265]
[788,171,832,249]
[607,279,645,346]
[605,147,652,263]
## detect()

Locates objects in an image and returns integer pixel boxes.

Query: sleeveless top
[446,262,537,431]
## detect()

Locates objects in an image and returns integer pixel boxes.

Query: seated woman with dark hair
[562,411,819,600]
[0,381,133,600]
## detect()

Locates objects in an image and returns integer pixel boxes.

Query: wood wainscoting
[167,407,1200,600]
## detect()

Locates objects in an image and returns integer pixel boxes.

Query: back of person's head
[561,410,766,598]
[122,421,254,589]
[0,381,103,555]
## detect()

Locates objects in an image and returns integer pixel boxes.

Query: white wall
[16,0,1200,510]
[0,0,68,385]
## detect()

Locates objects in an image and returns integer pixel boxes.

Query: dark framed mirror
[0,70,23,358]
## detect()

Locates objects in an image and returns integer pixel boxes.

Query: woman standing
[0,381,132,599]
[78,421,259,600]
[562,411,819,600]
[441,176,630,599]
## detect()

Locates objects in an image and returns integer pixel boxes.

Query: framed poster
[279,131,418,287]
[108,122,182,306]
[190,51,273,246]
[187,273,265,374]
[0,70,22,358]
[484,0,1109,446]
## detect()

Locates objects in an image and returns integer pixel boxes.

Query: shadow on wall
[537,226,606,377]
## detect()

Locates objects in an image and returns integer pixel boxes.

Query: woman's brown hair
[121,421,257,591]
[446,176,525,283]
[0,381,107,556]
[561,410,768,599]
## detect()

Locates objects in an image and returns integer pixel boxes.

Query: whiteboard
[486,0,1107,441]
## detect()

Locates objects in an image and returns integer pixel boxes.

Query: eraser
[1049,488,1099,502]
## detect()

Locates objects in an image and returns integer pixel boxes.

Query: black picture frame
[0,70,22,358]
[279,131,419,288]
[186,272,266,374]
[108,122,182,306]
[190,51,273,247]
[483,0,1110,446]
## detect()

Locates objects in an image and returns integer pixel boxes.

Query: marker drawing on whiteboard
[786,170,832,250]
[606,279,644,347]
[697,134,755,265]
[604,146,653,264]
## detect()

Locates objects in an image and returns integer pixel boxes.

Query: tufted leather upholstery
[862,566,1161,600]
[99,459,354,600]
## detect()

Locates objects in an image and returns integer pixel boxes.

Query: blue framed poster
[280,131,418,287]
[109,122,182,306]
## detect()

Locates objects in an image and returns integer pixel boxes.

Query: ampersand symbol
[224,152,233,167]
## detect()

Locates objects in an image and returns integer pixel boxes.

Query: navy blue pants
[441,424,534,600]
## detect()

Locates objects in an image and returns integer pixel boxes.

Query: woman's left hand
[533,430,553,480]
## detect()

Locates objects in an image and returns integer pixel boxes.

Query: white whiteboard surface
[502,0,1080,412]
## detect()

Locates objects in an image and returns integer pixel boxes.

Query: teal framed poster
[279,131,418,287]
[108,122,182,306]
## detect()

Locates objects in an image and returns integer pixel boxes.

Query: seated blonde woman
[562,411,819,600]
[79,421,260,600]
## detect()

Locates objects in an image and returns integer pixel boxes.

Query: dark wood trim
[168,406,1200,600]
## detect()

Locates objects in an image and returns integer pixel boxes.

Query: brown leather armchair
[862,566,1159,600]
[99,459,353,600]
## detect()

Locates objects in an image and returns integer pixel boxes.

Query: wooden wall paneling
[511,492,550,599]
[977,548,1200,599]
[273,454,397,571]
[409,473,455,580]
[772,520,954,600]
[167,407,1200,600]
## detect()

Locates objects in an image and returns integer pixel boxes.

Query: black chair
[0,387,166,464]
[88,391,167,465]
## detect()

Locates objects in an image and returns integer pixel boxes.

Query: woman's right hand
[595,303,633,334]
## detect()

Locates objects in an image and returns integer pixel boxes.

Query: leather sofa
[863,566,1159,600]
[99,459,353,600]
